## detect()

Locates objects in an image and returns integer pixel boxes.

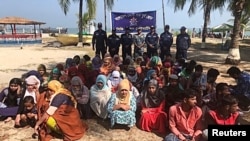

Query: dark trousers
[147,47,158,58]
[160,48,171,60]
[96,48,106,59]
[122,46,132,61]
[109,48,119,57]
[176,49,187,60]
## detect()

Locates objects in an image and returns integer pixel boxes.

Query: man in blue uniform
[121,26,133,62]
[92,22,107,59]
[176,26,191,60]
[107,29,120,57]
[159,25,173,60]
[145,26,159,58]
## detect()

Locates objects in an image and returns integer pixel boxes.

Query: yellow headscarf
[115,79,131,105]
[48,80,77,108]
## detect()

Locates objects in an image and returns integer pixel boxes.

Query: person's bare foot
[4,117,12,123]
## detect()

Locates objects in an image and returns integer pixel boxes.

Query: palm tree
[168,0,226,48]
[58,0,96,46]
[59,0,115,46]
[76,12,94,34]
[225,0,250,65]
[227,11,250,40]
[104,0,115,31]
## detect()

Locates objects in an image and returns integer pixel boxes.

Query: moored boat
[55,34,92,46]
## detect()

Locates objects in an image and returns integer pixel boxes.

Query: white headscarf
[24,75,41,103]
[108,71,122,88]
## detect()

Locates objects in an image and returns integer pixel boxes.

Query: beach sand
[0,37,250,141]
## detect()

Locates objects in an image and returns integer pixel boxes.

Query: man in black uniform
[120,26,133,62]
[176,26,191,60]
[145,26,159,58]
[92,22,107,59]
[159,25,173,60]
[107,29,121,57]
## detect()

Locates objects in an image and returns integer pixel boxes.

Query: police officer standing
[133,28,145,58]
[145,26,159,58]
[159,25,173,60]
[107,29,120,57]
[92,22,107,59]
[121,26,133,62]
[176,26,191,60]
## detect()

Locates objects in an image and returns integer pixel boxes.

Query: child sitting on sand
[18,96,37,128]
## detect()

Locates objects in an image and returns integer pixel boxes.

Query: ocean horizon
[67,27,250,37]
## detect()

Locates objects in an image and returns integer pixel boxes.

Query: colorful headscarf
[115,79,131,105]
[100,57,115,75]
[95,74,109,90]
[113,55,122,66]
[48,80,77,107]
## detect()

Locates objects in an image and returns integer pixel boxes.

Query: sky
[0,0,233,30]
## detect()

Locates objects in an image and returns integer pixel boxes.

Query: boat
[41,27,68,34]
[55,34,92,46]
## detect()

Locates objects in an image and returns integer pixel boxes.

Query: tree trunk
[201,0,212,49]
[77,0,83,47]
[225,0,245,65]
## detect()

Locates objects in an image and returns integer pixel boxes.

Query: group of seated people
[0,52,250,141]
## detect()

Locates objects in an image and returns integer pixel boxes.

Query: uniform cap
[180,26,186,30]
[150,25,155,29]
[165,25,170,29]
[98,22,102,27]
[125,26,130,30]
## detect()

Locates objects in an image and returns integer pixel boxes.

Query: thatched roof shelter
[0,16,45,25]
[0,16,46,37]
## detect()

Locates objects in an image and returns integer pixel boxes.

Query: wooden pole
[104,0,107,31]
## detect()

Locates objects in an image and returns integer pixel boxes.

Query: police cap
[125,26,130,30]
[150,25,155,29]
[180,26,186,30]
[165,25,170,29]
[98,22,102,27]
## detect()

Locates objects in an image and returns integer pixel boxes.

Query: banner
[111,11,156,33]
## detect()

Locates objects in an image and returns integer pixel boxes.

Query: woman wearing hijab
[70,76,92,119]
[143,69,158,87]
[107,70,123,93]
[146,55,162,75]
[100,57,115,76]
[35,80,87,141]
[0,78,23,122]
[48,67,61,82]
[92,54,102,71]
[90,74,112,119]
[107,79,137,128]
[113,55,122,67]
[15,75,41,127]
[139,79,167,134]
[37,64,49,88]
[127,65,143,93]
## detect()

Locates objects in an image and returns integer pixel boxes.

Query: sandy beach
[0,36,250,141]
[0,38,88,89]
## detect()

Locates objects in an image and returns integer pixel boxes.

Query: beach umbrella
[212,23,233,32]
